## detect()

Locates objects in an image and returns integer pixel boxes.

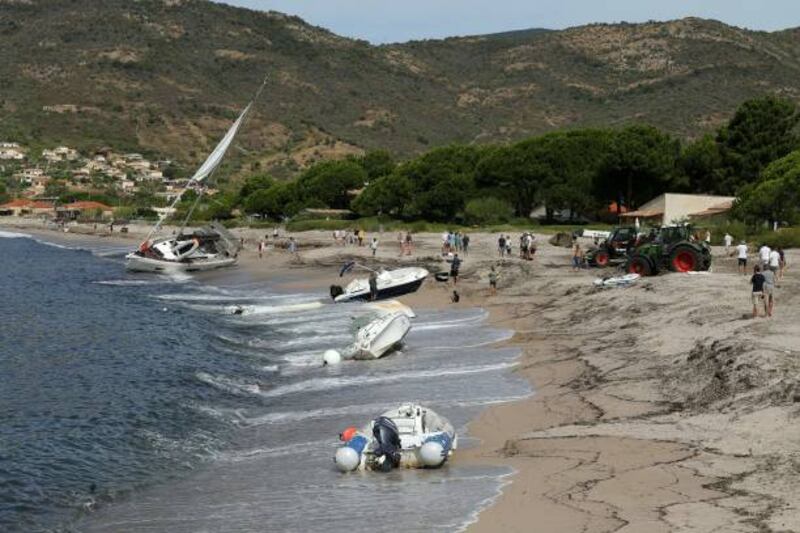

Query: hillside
[3,0,800,179]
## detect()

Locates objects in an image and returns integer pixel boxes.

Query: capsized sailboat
[125,81,265,273]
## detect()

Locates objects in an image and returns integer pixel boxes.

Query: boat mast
[143,77,268,243]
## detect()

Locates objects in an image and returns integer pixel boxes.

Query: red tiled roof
[30,201,54,209]
[63,201,112,210]
[0,199,34,208]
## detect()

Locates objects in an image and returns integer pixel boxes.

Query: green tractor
[626,225,712,276]
[585,226,639,267]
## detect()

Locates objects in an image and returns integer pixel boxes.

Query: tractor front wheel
[595,250,610,267]
[670,246,700,272]
[628,256,653,276]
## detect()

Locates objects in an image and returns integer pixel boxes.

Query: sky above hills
[222,0,800,43]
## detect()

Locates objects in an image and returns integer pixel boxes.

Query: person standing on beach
[272,227,279,240]
[759,243,771,268]
[258,239,265,259]
[724,232,733,253]
[488,266,498,296]
[736,240,748,275]
[370,237,379,257]
[768,248,780,275]
[778,247,787,280]
[368,271,378,301]
[357,229,365,247]
[462,234,470,255]
[762,266,776,317]
[750,265,767,318]
[572,242,583,271]
[705,230,712,244]
[450,253,462,285]
[498,235,506,258]
[288,236,298,258]
[405,232,414,256]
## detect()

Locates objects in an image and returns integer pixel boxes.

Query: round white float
[323,349,342,366]
[334,446,360,472]
[419,441,445,467]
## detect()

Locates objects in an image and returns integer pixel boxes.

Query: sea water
[0,232,530,532]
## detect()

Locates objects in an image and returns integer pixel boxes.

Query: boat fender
[335,434,368,472]
[330,285,344,300]
[322,349,342,366]
[339,427,357,442]
[420,441,445,467]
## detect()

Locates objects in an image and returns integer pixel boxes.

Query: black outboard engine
[372,416,401,471]
[330,285,344,300]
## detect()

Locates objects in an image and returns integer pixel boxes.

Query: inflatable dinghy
[335,403,456,472]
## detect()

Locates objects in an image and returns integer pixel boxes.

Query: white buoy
[323,349,342,366]
[334,446,360,472]
[420,441,445,467]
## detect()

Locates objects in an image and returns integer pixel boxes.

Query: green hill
[2,0,800,178]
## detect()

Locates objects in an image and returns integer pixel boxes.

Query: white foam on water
[0,230,33,239]
[215,439,335,462]
[195,372,262,396]
[256,362,517,399]
[236,394,531,428]
[95,279,164,287]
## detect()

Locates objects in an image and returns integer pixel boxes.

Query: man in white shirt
[759,244,771,267]
[724,233,733,252]
[736,241,748,275]
[769,249,781,274]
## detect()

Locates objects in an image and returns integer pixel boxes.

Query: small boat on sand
[349,311,411,360]
[330,266,428,303]
[126,223,241,273]
[125,79,265,274]
[334,403,457,472]
[593,273,640,287]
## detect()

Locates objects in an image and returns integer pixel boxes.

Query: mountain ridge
[2,0,800,180]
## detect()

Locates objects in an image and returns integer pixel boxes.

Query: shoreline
[4,218,800,531]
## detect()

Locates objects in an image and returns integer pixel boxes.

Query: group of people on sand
[396,230,415,256]
[727,236,786,318]
[332,228,368,247]
[441,231,470,255]
[497,233,536,259]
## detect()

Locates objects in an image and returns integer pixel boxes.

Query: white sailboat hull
[352,312,411,359]
[125,253,237,273]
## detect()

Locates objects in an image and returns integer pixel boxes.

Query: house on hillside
[0,199,55,217]
[620,193,736,226]
[0,142,25,160]
[59,201,114,220]
[42,146,79,162]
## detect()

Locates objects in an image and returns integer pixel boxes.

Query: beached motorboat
[349,311,411,360]
[593,273,640,287]
[334,403,457,472]
[126,223,241,273]
[330,267,429,303]
[125,79,265,274]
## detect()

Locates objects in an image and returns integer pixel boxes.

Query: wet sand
[4,217,800,531]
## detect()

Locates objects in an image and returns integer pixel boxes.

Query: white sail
[188,102,252,184]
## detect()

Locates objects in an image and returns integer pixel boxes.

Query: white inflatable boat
[349,312,411,360]
[334,403,457,472]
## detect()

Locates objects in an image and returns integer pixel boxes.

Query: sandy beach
[4,217,799,531]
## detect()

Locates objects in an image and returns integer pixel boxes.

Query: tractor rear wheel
[595,250,610,267]
[628,255,652,276]
[670,246,700,272]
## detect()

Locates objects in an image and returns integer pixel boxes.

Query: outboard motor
[372,416,401,471]
[330,285,344,300]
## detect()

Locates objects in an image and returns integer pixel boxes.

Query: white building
[42,146,79,162]
[621,193,737,226]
